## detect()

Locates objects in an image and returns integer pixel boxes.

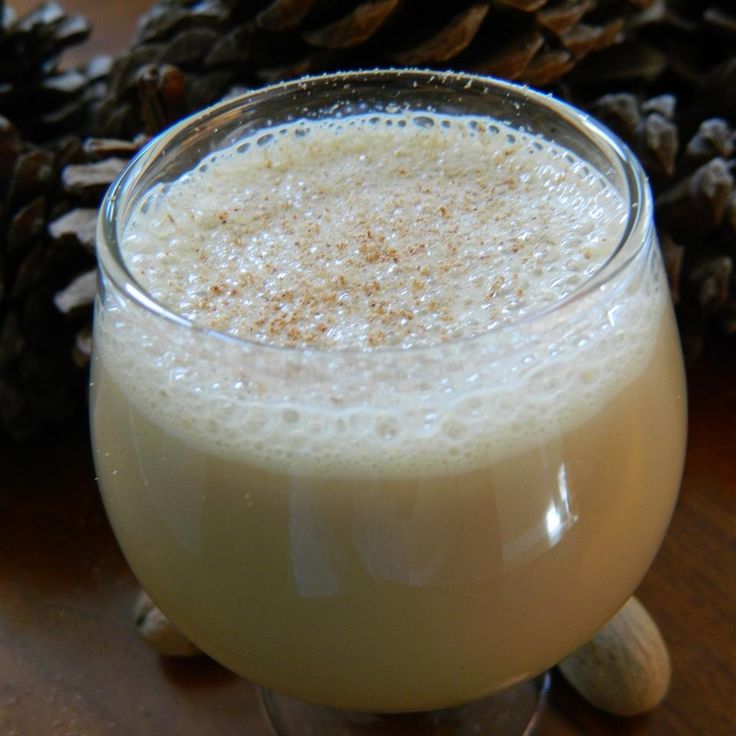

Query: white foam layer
[122,114,626,349]
[98,113,664,477]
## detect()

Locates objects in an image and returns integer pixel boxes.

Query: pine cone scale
[257,0,318,32]
[521,49,574,86]
[387,4,490,65]
[537,1,595,36]
[48,207,98,251]
[560,19,624,58]
[473,31,544,78]
[498,0,549,12]
[303,0,400,49]
[7,196,46,258]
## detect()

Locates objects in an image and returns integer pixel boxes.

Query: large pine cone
[0,115,145,440]
[95,0,652,138]
[0,116,92,439]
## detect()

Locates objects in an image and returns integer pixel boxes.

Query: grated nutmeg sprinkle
[122,114,626,350]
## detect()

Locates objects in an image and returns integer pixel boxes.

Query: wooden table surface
[3,1,736,734]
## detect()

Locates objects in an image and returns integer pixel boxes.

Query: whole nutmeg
[133,590,201,657]
[558,596,671,716]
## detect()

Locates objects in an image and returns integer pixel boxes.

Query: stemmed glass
[91,70,686,735]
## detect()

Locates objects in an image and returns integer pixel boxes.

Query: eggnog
[92,110,686,712]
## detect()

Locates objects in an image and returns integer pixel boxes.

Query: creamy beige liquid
[92,114,686,712]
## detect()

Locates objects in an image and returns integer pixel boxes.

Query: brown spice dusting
[126,116,623,351]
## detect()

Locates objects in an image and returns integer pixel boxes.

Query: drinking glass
[91,70,687,735]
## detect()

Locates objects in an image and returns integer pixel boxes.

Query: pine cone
[576,4,736,355]
[0,116,89,439]
[567,1,736,101]
[95,0,650,138]
[0,114,146,441]
[0,1,109,144]
[0,1,126,440]
[590,92,736,356]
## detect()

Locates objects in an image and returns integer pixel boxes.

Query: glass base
[260,672,550,736]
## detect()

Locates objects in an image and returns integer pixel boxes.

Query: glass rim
[96,68,654,357]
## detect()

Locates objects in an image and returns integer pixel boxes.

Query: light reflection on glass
[545,463,575,545]
[500,460,579,566]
